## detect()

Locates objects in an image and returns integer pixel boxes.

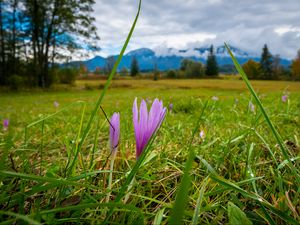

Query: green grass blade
[227,202,253,225]
[26,101,85,129]
[39,202,142,215]
[0,210,41,225]
[67,0,142,176]
[224,43,300,186]
[211,175,298,224]
[205,177,263,197]
[24,101,85,145]
[153,208,165,225]
[192,176,209,225]
[169,101,208,225]
[0,170,100,190]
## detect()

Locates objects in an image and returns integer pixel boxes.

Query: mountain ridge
[68,45,291,72]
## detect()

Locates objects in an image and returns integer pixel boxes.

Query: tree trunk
[11,0,18,75]
[0,1,6,85]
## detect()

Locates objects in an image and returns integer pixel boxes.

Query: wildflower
[199,130,205,139]
[109,112,120,154]
[249,101,255,112]
[133,98,167,159]
[3,119,9,131]
[54,101,59,108]
[211,96,219,101]
[146,98,152,104]
[169,103,173,112]
[281,95,288,103]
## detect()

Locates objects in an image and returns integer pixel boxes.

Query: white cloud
[274,26,300,36]
[90,0,300,59]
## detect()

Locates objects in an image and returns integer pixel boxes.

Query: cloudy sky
[92,0,300,59]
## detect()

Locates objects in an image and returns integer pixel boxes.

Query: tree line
[0,0,99,88]
[107,44,300,80]
[109,45,219,79]
[243,44,300,80]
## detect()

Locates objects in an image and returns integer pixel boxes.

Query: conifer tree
[130,56,139,76]
[260,44,273,79]
[205,45,219,76]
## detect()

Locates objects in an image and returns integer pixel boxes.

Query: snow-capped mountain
[155,44,257,58]
[125,48,155,57]
[68,45,290,72]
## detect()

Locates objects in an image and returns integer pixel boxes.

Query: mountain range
[68,45,291,72]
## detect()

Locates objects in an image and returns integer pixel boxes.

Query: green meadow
[1,79,300,224]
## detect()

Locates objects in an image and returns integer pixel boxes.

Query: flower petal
[139,99,148,153]
[133,98,141,154]
[109,112,120,152]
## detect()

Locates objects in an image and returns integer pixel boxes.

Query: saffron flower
[249,101,255,112]
[133,98,167,159]
[169,103,173,112]
[3,119,9,131]
[281,95,288,103]
[199,130,205,139]
[211,96,219,101]
[54,101,59,108]
[109,112,120,153]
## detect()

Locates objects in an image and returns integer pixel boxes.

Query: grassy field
[0,79,300,224]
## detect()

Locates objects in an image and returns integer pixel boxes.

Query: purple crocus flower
[199,130,205,139]
[211,96,219,101]
[249,101,255,112]
[54,101,59,108]
[169,103,173,112]
[133,98,167,159]
[281,95,288,103]
[3,119,9,131]
[109,112,120,153]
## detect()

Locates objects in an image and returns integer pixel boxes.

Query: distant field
[76,78,300,92]
[1,79,299,126]
[0,79,300,224]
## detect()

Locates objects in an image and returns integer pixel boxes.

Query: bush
[173,97,201,114]
[58,68,79,84]
[153,70,160,81]
[166,70,177,78]
[185,62,205,78]
[180,59,205,78]
[242,60,261,79]
[7,74,26,90]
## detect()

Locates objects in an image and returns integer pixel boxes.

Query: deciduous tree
[242,60,261,79]
[291,50,300,80]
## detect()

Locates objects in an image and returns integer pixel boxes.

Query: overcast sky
[92,0,300,59]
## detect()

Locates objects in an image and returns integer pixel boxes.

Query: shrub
[120,67,128,76]
[166,70,177,78]
[173,97,201,113]
[180,59,205,78]
[185,61,205,78]
[291,50,300,80]
[58,68,79,84]
[7,74,26,90]
[242,60,262,79]
[153,69,160,81]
